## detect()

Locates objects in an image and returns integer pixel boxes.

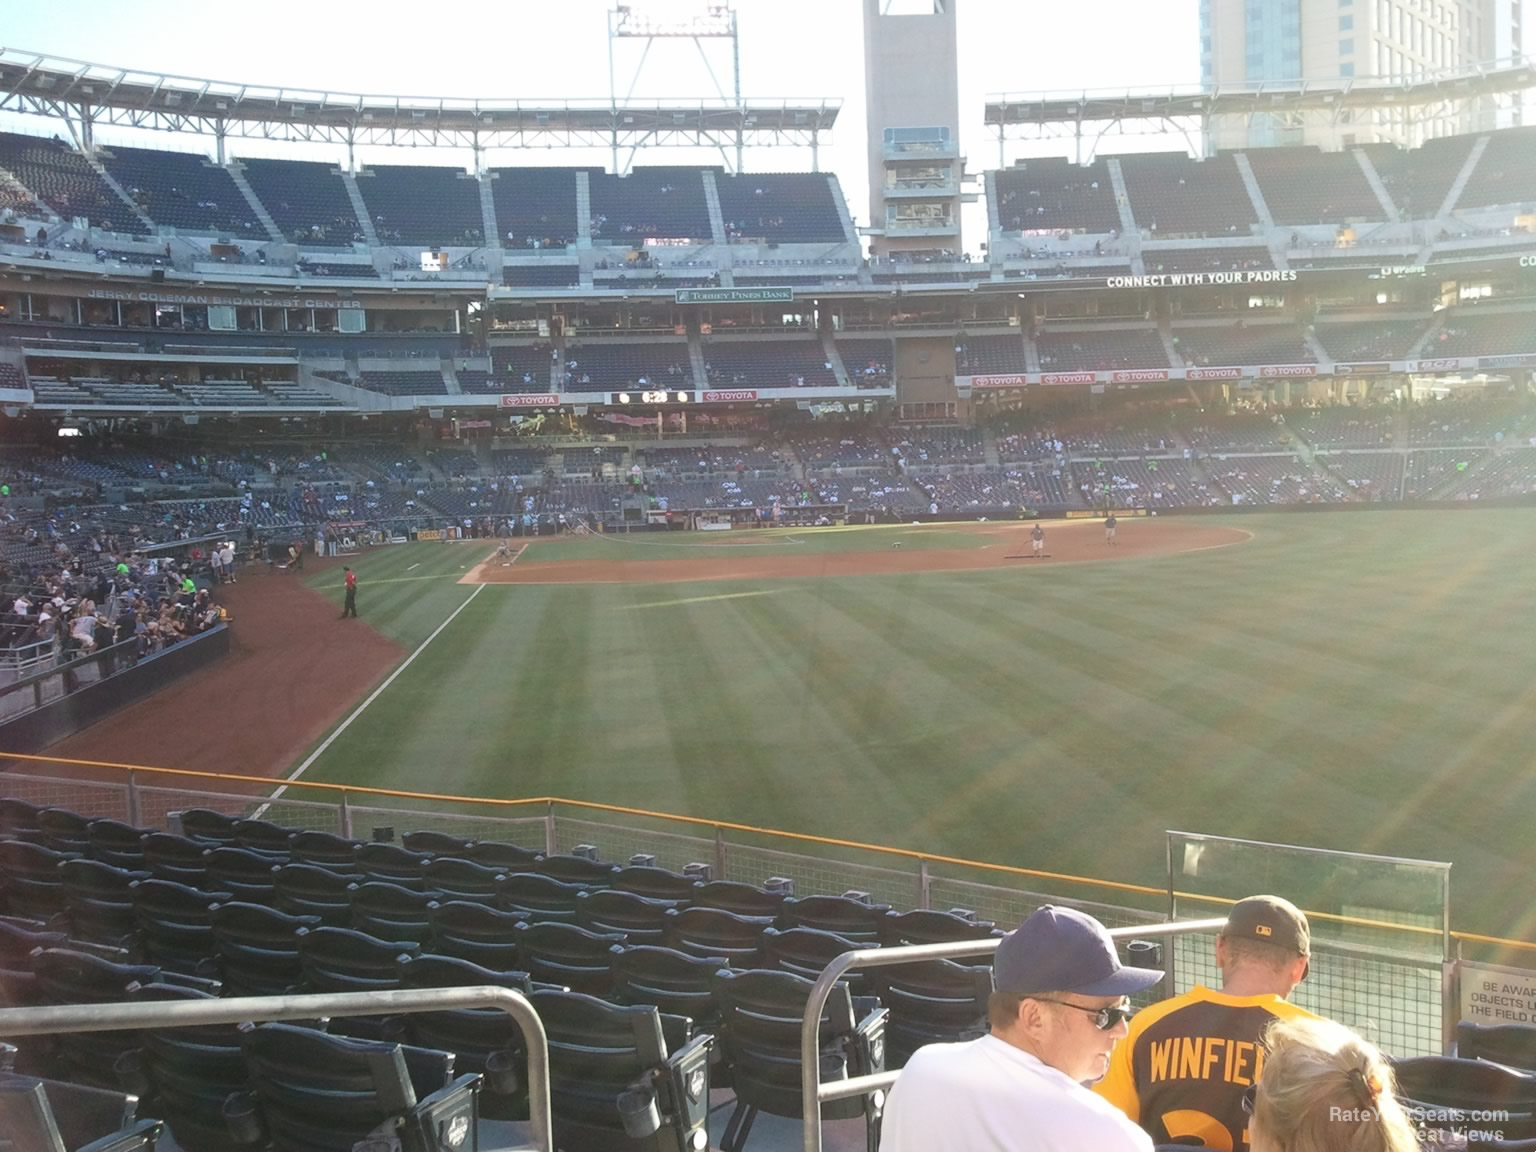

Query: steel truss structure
[0,48,838,171]
[985,56,1535,162]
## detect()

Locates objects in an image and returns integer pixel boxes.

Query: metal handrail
[0,985,552,1152]
[0,631,148,702]
[798,916,1231,1152]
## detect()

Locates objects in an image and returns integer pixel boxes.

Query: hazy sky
[0,0,1518,251]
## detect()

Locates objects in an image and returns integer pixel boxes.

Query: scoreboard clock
[610,391,694,405]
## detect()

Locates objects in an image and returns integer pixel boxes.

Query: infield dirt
[464,518,1248,585]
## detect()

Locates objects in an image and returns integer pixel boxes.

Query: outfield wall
[0,626,230,754]
[845,494,1536,526]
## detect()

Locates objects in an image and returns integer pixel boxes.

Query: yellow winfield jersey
[1094,986,1318,1152]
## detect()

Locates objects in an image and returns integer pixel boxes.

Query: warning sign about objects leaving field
[1461,960,1536,1025]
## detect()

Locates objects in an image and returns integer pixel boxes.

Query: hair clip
[1349,1067,1383,1104]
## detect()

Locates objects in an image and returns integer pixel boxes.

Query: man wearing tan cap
[1095,895,1318,1152]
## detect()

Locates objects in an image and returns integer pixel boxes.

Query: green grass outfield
[299,511,1536,939]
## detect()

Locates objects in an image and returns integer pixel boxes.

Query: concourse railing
[0,985,552,1152]
[799,916,1231,1152]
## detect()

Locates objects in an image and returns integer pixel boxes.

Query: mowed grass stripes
[299,513,1536,937]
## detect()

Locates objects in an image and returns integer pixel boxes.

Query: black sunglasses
[1035,998,1135,1031]
[1242,1084,1258,1115]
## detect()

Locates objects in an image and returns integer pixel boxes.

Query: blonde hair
[1252,1017,1419,1152]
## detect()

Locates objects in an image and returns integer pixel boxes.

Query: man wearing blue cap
[879,905,1161,1151]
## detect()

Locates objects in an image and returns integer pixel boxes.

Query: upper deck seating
[488,167,581,250]
[0,132,147,234]
[588,168,712,244]
[994,157,1120,233]
[354,165,483,247]
[101,146,265,237]
[1118,152,1257,237]
[1244,146,1384,224]
[717,172,847,243]
[239,157,363,244]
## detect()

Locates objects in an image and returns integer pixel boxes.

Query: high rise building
[1202,0,1524,151]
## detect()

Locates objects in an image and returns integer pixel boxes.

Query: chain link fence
[1172,931,1445,1057]
[1,773,130,820]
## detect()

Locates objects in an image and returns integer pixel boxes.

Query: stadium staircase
[782,444,808,483]
[1283,422,1317,464]
[1233,152,1276,231]
[1302,328,1331,367]
[686,318,709,387]
[828,172,861,248]
[1355,149,1403,222]
[1408,315,1448,359]
[1415,136,1491,266]
[301,365,372,407]
[1437,135,1490,219]
[85,153,156,234]
[550,335,567,390]
[1022,330,1042,373]
[1233,154,1294,271]
[1158,315,1184,368]
[701,170,729,247]
[440,364,464,395]
[575,171,593,249]
[981,429,1002,468]
[226,163,285,243]
[340,171,380,246]
[1105,158,1145,274]
[821,330,851,387]
[817,317,854,390]
[477,173,501,250]
[1278,423,1369,500]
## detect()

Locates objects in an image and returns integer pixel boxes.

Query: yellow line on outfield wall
[3,749,1533,954]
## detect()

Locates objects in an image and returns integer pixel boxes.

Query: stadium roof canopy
[986,57,1535,129]
[0,48,839,165]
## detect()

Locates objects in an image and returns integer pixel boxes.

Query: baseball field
[39,509,1536,940]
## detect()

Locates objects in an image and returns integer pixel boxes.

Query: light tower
[608,2,744,172]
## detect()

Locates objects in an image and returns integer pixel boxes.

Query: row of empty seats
[991,127,1536,238]
[1172,324,1314,368]
[11,799,1536,1152]
[1244,147,1384,224]
[103,145,266,239]
[0,133,149,235]
[0,801,986,1149]
[5,126,1533,256]
[1038,329,1170,372]
[0,136,849,249]
[565,342,692,392]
